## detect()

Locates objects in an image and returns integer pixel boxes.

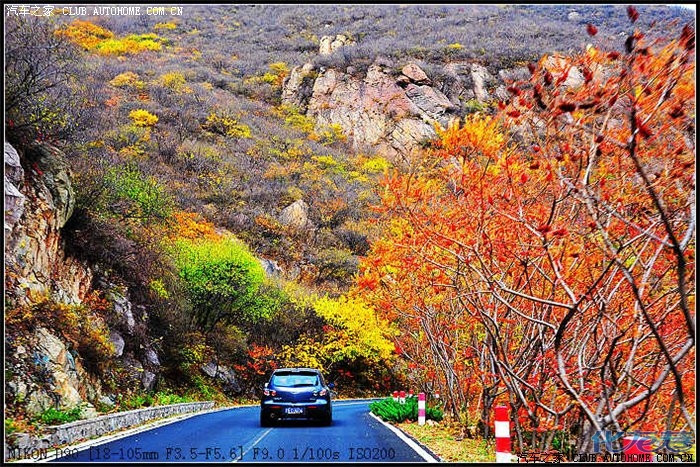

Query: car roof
[272,368,322,373]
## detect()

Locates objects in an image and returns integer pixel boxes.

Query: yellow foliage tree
[58,20,164,56]
[168,211,219,241]
[202,111,251,138]
[129,109,158,127]
[56,19,113,50]
[109,71,143,88]
[159,71,189,92]
[313,295,396,363]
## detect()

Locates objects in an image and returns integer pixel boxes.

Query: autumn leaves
[357,14,695,450]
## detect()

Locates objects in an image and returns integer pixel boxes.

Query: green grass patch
[370,397,443,423]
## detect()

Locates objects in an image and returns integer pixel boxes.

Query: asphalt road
[53,400,430,463]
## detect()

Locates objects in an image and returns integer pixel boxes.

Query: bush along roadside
[370,397,443,423]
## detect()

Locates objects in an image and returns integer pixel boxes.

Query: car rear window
[271,372,319,387]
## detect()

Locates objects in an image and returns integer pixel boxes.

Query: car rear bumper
[261,399,331,419]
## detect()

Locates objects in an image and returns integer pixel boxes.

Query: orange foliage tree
[358,13,695,452]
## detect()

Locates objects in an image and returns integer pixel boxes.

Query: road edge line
[369,413,440,463]
[26,405,249,463]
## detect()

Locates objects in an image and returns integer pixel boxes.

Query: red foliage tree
[358,18,695,452]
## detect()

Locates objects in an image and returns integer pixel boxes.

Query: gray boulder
[5,142,26,240]
[470,64,494,102]
[110,332,125,358]
[142,371,157,391]
[401,63,431,85]
[5,142,23,185]
[279,199,312,230]
[201,361,218,378]
[201,361,241,394]
[144,348,160,367]
[98,395,116,409]
[109,289,136,332]
[404,83,455,123]
[28,143,74,228]
[259,258,283,278]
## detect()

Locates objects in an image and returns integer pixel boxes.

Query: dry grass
[398,420,495,462]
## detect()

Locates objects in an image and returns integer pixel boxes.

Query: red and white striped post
[418,392,426,426]
[494,405,511,463]
[392,390,399,402]
[399,390,406,404]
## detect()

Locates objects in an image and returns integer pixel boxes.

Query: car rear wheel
[321,411,332,426]
[260,411,272,427]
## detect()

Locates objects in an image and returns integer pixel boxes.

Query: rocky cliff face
[283,59,458,161]
[282,40,585,160]
[4,142,89,305]
[4,142,161,421]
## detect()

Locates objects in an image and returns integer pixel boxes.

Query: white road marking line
[369,413,439,463]
[232,428,273,463]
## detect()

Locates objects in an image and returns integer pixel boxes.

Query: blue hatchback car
[260,368,334,426]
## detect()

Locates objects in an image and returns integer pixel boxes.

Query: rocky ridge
[282,37,588,160]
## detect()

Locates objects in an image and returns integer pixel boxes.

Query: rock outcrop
[278,199,313,230]
[282,42,593,161]
[469,63,495,102]
[260,258,283,278]
[5,142,25,242]
[281,62,317,111]
[4,141,161,422]
[4,142,107,419]
[283,61,457,160]
[201,362,241,395]
[5,142,88,306]
[319,34,355,55]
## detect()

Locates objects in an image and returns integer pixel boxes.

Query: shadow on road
[269,419,344,428]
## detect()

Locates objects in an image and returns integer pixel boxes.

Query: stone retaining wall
[5,401,215,461]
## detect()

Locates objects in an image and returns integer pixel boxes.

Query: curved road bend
[53,400,430,463]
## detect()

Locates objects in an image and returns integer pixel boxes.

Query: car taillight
[313,389,328,397]
[264,389,277,396]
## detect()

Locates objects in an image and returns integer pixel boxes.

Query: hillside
[4,4,695,455]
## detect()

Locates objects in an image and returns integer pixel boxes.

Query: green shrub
[370,397,443,423]
[105,124,151,154]
[5,418,18,435]
[154,391,192,405]
[172,236,277,330]
[315,247,358,282]
[39,406,84,425]
[463,98,488,114]
[103,164,173,223]
[122,393,154,410]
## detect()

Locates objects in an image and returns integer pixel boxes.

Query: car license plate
[285,407,304,415]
